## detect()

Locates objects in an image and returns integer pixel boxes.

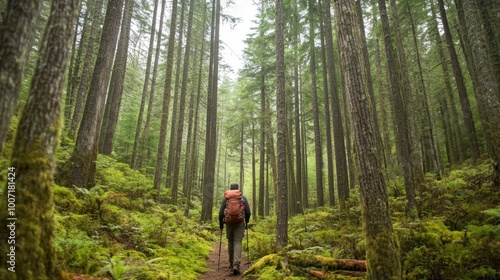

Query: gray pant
[226,222,245,267]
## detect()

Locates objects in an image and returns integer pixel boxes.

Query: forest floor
[200,241,256,280]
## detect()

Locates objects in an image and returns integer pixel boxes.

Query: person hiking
[218,183,251,275]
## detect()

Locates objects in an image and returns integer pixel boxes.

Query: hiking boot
[232,264,240,275]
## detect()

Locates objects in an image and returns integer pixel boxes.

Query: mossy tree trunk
[334,0,401,278]
[201,0,220,221]
[461,0,500,165]
[308,0,323,211]
[0,0,78,278]
[377,0,418,220]
[318,0,331,207]
[67,0,124,188]
[0,0,43,155]
[324,0,349,211]
[68,0,104,140]
[275,0,288,250]
[100,0,134,155]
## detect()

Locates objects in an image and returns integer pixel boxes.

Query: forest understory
[1,132,499,279]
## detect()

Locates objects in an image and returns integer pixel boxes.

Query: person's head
[230,183,239,190]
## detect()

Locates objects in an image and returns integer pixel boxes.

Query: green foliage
[95,255,128,279]
[51,145,214,279]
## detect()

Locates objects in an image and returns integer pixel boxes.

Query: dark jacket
[218,195,251,229]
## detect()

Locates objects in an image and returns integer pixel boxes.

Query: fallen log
[308,269,366,279]
[243,253,366,277]
[288,254,367,272]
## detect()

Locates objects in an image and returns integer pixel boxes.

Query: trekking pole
[246,221,250,266]
[217,228,222,271]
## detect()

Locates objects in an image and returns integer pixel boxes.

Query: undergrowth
[245,159,500,279]
[51,149,215,279]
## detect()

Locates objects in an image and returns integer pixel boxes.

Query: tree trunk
[64,4,86,128]
[292,0,303,212]
[259,64,266,216]
[356,0,384,166]
[0,0,78,278]
[275,0,288,250]
[68,0,104,140]
[170,0,196,205]
[407,1,441,179]
[308,0,322,211]
[430,0,464,166]
[324,0,349,210]
[377,0,418,220]
[437,0,480,164]
[201,0,220,222]
[334,0,402,278]
[137,0,167,169]
[389,0,424,188]
[100,0,134,155]
[318,0,330,207]
[67,0,124,188]
[461,0,500,164]
[0,0,43,154]
[165,0,187,192]
[153,0,178,198]
[130,0,159,168]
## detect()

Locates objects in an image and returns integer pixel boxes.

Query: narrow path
[200,241,255,280]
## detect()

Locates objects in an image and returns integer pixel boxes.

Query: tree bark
[153,0,179,198]
[324,0,349,210]
[437,0,480,164]
[68,0,104,140]
[308,0,322,211]
[67,0,124,188]
[0,0,78,278]
[201,0,220,222]
[318,0,330,207]
[100,0,134,155]
[377,0,418,220]
[130,0,159,168]
[334,0,402,278]
[275,0,288,250]
[0,0,43,154]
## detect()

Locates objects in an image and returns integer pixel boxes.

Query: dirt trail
[200,241,255,280]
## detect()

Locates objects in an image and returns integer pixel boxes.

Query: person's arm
[218,198,226,230]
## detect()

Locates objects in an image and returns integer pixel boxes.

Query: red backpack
[224,190,245,224]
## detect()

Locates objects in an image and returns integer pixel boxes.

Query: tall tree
[318,0,330,207]
[460,0,500,181]
[153,0,179,198]
[100,0,134,155]
[170,0,197,205]
[377,0,417,220]
[324,0,349,210]
[137,0,167,169]
[68,0,104,139]
[0,0,43,154]
[430,0,465,165]
[0,0,79,278]
[308,0,322,211]
[130,0,159,168]
[437,0,480,164]
[67,0,124,188]
[334,0,401,278]
[201,0,221,222]
[275,0,288,250]
[407,1,441,179]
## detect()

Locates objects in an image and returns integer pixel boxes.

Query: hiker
[219,183,251,275]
